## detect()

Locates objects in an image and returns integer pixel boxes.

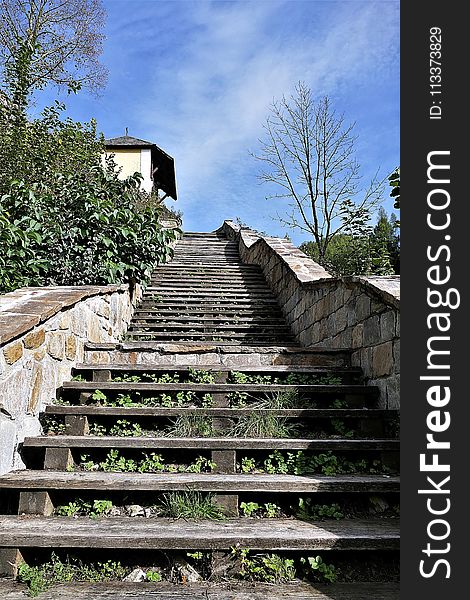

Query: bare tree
[0,0,108,97]
[253,82,385,262]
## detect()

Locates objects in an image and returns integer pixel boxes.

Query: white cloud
[104,0,399,235]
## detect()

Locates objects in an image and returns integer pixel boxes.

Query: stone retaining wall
[0,285,141,474]
[221,221,400,409]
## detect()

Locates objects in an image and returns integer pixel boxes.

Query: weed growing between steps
[17,554,130,597]
[15,549,344,596]
[239,450,395,476]
[54,492,225,521]
[76,450,216,474]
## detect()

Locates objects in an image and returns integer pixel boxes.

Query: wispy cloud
[46,0,399,240]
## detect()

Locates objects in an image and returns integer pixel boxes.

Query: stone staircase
[0,232,399,598]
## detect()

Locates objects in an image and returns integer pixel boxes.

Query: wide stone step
[73,363,363,381]
[61,381,376,395]
[0,516,399,550]
[45,406,397,419]
[147,286,274,293]
[130,316,287,324]
[0,581,401,600]
[23,436,398,451]
[0,471,400,493]
[128,323,291,331]
[127,332,294,341]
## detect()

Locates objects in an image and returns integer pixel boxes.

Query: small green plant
[99,449,137,472]
[240,501,260,517]
[156,491,224,520]
[240,457,257,473]
[109,419,143,437]
[71,374,86,382]
[301,555,337,583]
[331,418,355,438]
[91,390,107,403]
[188,367,215,384]
[42,416,66,435]
[165,414,213,437]
[56,499,113,518]
[233,548,296,583]
[240,502,281,518]
[296,499,344,520]
[113,374,142,382]
[88,423,107,436]
[17,554,130,596]
[146,570,162,582]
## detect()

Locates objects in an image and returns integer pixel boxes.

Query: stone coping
[221,221,400,309]
[0,285,128,347]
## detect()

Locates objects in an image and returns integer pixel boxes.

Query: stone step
[45,405,397,420]
[23,436,398,451]
[147,286,274,293]
[0,581,401,600]
[73,363,362,380]
[0,516,399,550]
[130,316,287,324]
[128,325,292,333]
[143,292,277,299]
[83,343,352,368]
[136,304,282,312]
[0,470,400,493]
[61,381,378,396]
[125,334,296,344]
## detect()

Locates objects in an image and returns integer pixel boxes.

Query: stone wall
[221,221,400,409]
[0,285,141,474]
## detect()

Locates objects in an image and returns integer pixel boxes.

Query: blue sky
[34,0,399,245]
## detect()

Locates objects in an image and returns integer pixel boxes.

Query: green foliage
[240,501,281,518]
[239,450,384,476]
[296,499,344,520]
[299,208,399,276]
[79,450,216,474]
[109,419,143,437]
[233,548,296,583]
[146,570,162,582]
[300,555,338,583]
[0,101,177,293]
[165,414,213,437]
[56,498,113,519]
[156,491,225,520]
[17,554,129,597]
[331,418,355,438]
[41,416,66,435]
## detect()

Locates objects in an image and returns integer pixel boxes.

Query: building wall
[104,148,153,192]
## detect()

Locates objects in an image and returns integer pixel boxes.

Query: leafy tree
[388,166,400,227]
[299,209,399,276]
[252,82,386,262]
[0,0,108,102]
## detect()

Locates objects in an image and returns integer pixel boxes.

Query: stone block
[356,294,371,321]
[24,328,46,349]
[369,378,388,409]
[333,288,344,311]
[352,323,364,349]
[3,341,23,365]
[59,313,72,330]
[65,335,78,361]
[0,414,16,475]
[380,310,396,342]
[335,306,348,332]
[393,340,400,373]
[395,313,400,337]
[363,315,381,346]
[372,342,393,378]
[386,374,400,409]
[28,364,43,413]
[47,331,66,360]
[33,347,46,361]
